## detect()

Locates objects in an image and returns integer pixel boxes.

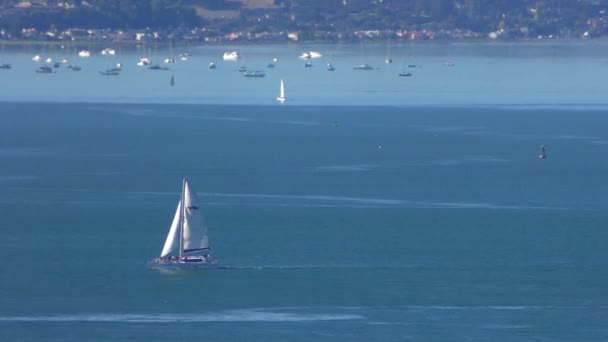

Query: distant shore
[2,37,607,48]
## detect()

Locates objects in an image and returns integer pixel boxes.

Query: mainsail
[182,181,210,254]
[159,180,210,257]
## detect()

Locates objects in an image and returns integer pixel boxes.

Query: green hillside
[0,0,606,40]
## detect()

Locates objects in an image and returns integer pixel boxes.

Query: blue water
[1,43,608,341]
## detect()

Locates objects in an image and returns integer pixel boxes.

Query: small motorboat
[137,58,151,66]
[223,51,240,60]
[35,66,53,73]
[149,64,169,70]
[353,64,374,70]
[241,70,265,78]
[101,48,116,55]
[99,70,119,76]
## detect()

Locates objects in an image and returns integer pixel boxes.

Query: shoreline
[2,37,608,48]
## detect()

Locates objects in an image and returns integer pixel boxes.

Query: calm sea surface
[0,42,607,341]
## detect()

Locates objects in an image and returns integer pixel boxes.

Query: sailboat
[385,39,393,64]
[277,79,286,103]
[149,179,219,269]
[0,42,10,69]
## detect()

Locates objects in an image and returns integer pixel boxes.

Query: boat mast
[178,178,186,259]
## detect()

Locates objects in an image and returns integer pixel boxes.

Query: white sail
[277,79,286,103]
[160,200,182,257]
[182,180,209,253]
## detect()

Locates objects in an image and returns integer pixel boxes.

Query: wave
[446,103,608,111]
[315,164,381,172]
[559,134,608,146]
[124,191,583,211]
[1,305,589,324]
[4,188,587,211]
[209,116,322,126]
[0,310,363,323]
[313,157,509,172]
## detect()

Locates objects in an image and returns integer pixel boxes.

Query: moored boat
[242,70,265,78]
[36,66,53,73]
[223,51,240,60]
[353,64,374,70]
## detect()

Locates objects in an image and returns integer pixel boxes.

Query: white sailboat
[149,179,219,269]
[385,38,393,64]
[277,79,286,103]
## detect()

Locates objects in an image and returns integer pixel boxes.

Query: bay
[0,42,607,341]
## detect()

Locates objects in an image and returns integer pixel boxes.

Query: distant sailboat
[277,79,286,103]
[326,53,336,71]
[0,42,10,69]
[149,179,219,269]
[170,75,175,86]
[385,39,393,64]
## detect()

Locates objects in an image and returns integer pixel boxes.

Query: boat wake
[150,265,423,274]
[209,265,419,270]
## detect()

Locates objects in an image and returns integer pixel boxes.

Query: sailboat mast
[178,178,186,259]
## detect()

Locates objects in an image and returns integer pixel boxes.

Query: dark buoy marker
[539,145,547,159]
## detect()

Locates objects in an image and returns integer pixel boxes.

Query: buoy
[538,145,547,159]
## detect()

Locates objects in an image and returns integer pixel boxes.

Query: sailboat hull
[148,258,224,270]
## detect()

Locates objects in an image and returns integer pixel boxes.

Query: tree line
[0,0,605,39]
